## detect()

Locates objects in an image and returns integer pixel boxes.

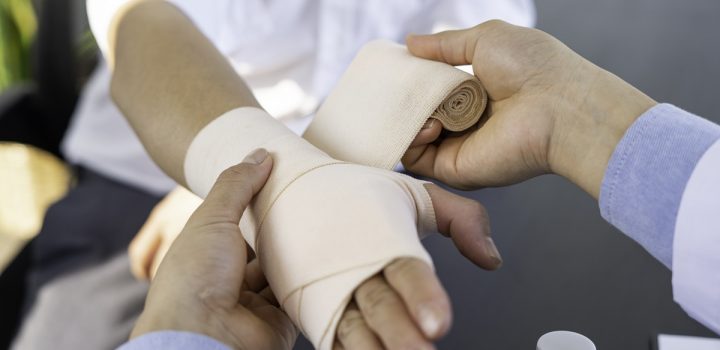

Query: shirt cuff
[599,103,720,268]
[117,331,231,350]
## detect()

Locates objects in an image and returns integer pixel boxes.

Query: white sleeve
[86,0,228,59]
[672,139,720,334]
[423,0,536,34]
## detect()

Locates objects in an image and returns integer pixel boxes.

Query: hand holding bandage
[185,41,497,349]
[106,4,497,348]
[305,40,487,170]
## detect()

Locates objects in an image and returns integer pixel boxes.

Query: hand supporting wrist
[184,107,436,349]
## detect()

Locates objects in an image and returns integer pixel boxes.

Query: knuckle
[480,19,506,30]
[336,308,365,340]
[384,258,417,278]
[470,200,489,219]
[356,279,394,316]
[391,332,433,350]
[217,164,253,183]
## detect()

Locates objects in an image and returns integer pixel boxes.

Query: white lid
[537,331,596,350]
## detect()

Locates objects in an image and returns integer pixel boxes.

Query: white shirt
[64,0,536,194]
[599,104,720,334]
[673,139,720,334]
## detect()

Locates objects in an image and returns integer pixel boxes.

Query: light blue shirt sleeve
[599,103,720,268]
[117,331,231,350]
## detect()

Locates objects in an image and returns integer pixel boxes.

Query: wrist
[131,299,234,346]
[549,65,656,199]
[131,302,211,339]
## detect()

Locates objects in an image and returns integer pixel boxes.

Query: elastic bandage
[184,40,487,350]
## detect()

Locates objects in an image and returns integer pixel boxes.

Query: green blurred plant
[0,0,37,92]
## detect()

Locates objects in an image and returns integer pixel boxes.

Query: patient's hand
[129,186,202,280]
[282,165,501,349]
[131,159,499,350]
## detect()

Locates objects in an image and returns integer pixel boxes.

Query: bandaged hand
[185,108,499,350]
[404,20,656,198]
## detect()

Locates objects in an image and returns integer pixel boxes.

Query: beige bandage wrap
[304,39,487,170]
[184,108,436,350]
[184,41,488,350]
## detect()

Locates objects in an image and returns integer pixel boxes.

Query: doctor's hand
[406,20,656,198]
[130,154,297,349]
[128,150,500,350]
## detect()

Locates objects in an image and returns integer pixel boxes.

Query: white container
[537,331,596,350]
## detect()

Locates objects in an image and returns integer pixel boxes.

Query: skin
[129,186,201,280]
[131,150,298,349]
[406,20,657,199]
[111,1,502,348]
[122,13,660,350]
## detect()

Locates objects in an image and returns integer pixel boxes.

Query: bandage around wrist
[184,107,435,350]
[304,39,487,170]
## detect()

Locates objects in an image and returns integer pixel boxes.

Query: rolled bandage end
[432,79,487,132]
[304,39,488,170]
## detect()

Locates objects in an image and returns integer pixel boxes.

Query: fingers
[406,20,512,65]
[189,148,273,228]
[424,184,502,270]
[128,218,163,280]
[244,258,268,293]
[148,238,173,280]
[410,118,443,147]
[402,138,439,180]
[403,131,471,187]
[354,275,435,350]
[159,148,273,294]
[406,28,477,66]
[384,258,451,339]
[335,302,383,350]
[405,119,443,178]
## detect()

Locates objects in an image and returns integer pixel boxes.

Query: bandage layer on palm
[185,40,486,350]
[185,108,436,350]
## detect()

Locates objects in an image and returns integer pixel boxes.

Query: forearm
[108,1,259,184]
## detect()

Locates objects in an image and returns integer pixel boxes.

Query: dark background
[298,0,720,348]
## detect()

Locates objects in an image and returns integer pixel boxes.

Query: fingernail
[485,237,503,267]
[421,119,435,130]
[418,305,443,337]
[243,148,269,165]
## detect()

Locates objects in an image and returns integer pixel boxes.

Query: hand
[130,150,499,350]
[129,186,202,280]
[130,152,297,349]
[334,184,500,350]
[405,20,656,198]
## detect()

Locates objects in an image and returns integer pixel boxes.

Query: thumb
[424,184,502,270]
[156,148,273,295]
[406,28,478,66]
[188,148,273,228]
